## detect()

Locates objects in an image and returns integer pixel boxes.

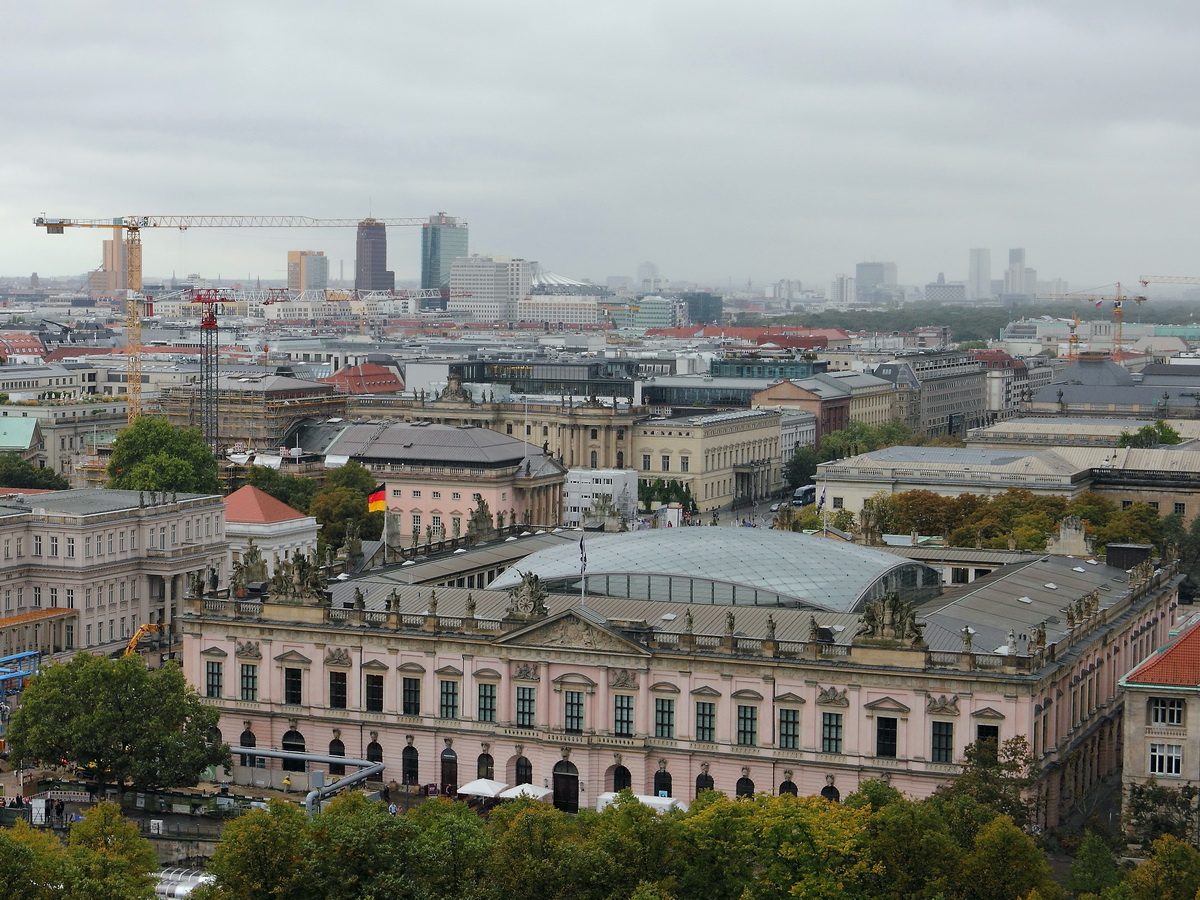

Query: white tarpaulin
[456,778,509,798]
[498,783,553,802]
[595,792,689,813]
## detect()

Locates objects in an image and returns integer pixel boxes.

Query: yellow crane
[1038,283,1146,364]
[124,622,163,657]
[33,214,458,422]
[1140,275,1200,287]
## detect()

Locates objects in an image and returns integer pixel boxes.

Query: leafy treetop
[107,416,219,494]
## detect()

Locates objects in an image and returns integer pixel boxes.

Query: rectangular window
[14,537,21,557]
[411,514,421,532]
[876,717,898,758]
[1150,743,1183,776]
[49,588,58,608]
[365,674,384,712]
[642,454,651,471]
[680,456,690,473]
[402,677,421,715]
[832,496,844,509]
[329,671,347,709]
[65,624,73,650]
[85,588,92,610]
[516,686,536,728]
[240,664,258,702]
[65,589,74,609]
[205,661,223,699]
[452,492,461,500]
[32,586,41,608]
[284,667,302,705]
[695,701,716,742]
[33,535,41,557]
[119,531,125,551]
[1152,698,1186,726]
[661,455,670,472]
[779,708,800,750]
[565,690,584,733]
[412,490,421,498]
[84,536,91,557]
[1176,502,1187,516]
[49,536,58,557]
[976,724,1000,746]
[65,537,75,558]
[736,705,758,746]
[432,491,441,499]
[932,721,954,763]
[655,698,676,739]
[821,712,843,753]
[440,680,459,719]
[478,683,497,723]
[613,694,634,737]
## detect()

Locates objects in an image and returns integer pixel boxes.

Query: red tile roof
[1125,618,1200,686]
[319,363,404,394]
[223,485,307,524]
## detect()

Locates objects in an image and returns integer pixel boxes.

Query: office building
[420,213,469,292]
[968,249,991,301]
[287,251,329,292]
[447,255,533,323]
[1004,248,1035,299]
[355,219,394,292]
[829,274,855,306]
[855,262,897,303]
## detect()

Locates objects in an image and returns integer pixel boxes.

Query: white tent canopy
[595,792,689,814]
[456,778,509,798]
[498,783,553,802]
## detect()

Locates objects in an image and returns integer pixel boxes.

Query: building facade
[447,256,533,323]
[355,219,393,292]
[420,213,469,292]
[224,486,319,578]
[287,251,329,292]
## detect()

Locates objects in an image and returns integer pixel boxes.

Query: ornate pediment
[731,689,763,701]
[435,665,464,677]
[235,640,262,660]
[552,672,598,689]
[398,662,427,674]
[971,706,1005,720]
[473,667,501,681]
[362,659,390,672]
[273,650,311,664]
[817,685,849,707]
[649,682,681,694]
[324,648,352,668]
[201,646,227,658]
[926,694,960,716]
[774,692,806,705]
[864,696,911,714]
[690,685,722,697]
[496,610,646,655]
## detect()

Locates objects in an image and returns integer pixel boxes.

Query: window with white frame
[1150,743,1183,776]
[1152,698,1185,726]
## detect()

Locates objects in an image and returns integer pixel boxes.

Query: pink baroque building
[180,529,1177,826]
[323,419,566,538]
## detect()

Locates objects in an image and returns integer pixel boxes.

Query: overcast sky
[4,1,1200,293]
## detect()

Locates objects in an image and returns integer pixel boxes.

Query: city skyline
[4,3,1200,289]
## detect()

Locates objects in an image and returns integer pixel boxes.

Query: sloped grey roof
[326,421,548,467]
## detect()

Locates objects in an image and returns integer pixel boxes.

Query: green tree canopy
[784,446,819,490]
[1064,830,1123,897]
[0,452,68,490]
[245,466,320,514]
[5,654,229,791]
[1118,419,1182,448]
[107,416,219,494]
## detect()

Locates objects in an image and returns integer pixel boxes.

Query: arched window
[616,451,624,468]
[515,756,533,785]
[735,776,754,798]
[441,749,458,794]
[239,729,256,768]
[366,741,383,764]
[653,769,672,798]
[328,739,346,777]
[778,781,798,796]
[590,450,598,468]
[477,753,495,780]
[402,746,419,785]
[281,730,306,772]
[696,772,714,794]
[613,766,632,792]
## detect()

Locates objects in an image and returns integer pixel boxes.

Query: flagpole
[579,532,587,603]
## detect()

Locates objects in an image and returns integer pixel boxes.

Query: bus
[792,484,817,507]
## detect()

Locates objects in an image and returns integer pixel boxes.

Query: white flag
[817,486,826,511]
[579,534,587,575]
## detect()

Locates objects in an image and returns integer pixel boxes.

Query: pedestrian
[387,802,398,816]
[380,784,391,804]
[55,799,64,821]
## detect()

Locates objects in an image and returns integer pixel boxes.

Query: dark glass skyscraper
[421,213,469,291]
[355,219,394,291]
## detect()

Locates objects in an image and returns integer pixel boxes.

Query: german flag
[368,483,387,512]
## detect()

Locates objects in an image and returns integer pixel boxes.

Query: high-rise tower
[287,250,329,292]
[968,249,991,301]
[355,219,394,291]
[420,213,469,290]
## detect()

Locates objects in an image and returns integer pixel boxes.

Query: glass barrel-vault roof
[487,528,935,613]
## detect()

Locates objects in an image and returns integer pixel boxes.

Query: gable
[731,689,764,701]
[201,646,227,658]
[398,662,427,674]
[864,696,912,714]
[362,659,390,672]
[273,650,311,664]
[691,685,722,697]
[496,610,648,655]
[971,706,1006,720]
[774,692,806,704]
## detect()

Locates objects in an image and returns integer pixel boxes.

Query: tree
[1123,779,1200,847]
[935,736,1035,828]
[1118,419,1182,448]
[784,446,819,490]
[1125,834,1200,900]
[861,798,962,900]
[106,416,219,493]
[198,801,314,900]
[955,815,1052,900]
[5,654,229,792]
[66,801,159,900]
[323,460,376,496]
[406,799,494,900]
[246,466,319,514]
[0,452,68,490]
[304,792,423,900]
[1063,831,1122,898]
[309,486,368,556]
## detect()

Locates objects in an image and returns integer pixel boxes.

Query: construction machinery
[1039,283,1146,364]
[1140,275,1200,287]
[33,214,460,424]
[124,622,164,657]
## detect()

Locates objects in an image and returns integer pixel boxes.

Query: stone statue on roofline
[852,591,926,649]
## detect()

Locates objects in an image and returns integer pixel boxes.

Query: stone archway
[553,759,579,814]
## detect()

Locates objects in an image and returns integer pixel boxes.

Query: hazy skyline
[4,1,1200,291]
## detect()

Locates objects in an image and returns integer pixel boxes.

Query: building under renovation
[160,374,347,451]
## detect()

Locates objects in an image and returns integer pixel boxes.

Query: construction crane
[33,214,460,423]
[1038,283,1146,364]
[1140,275,1200,287]
[190,288,230,451]
[1068,310,1082,363]
[124,622,163,657]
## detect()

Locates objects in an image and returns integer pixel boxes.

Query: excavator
[123,623,164,657]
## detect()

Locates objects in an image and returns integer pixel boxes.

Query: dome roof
[487,528,938,613]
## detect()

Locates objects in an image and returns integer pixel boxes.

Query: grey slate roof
[326,421,546,467]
